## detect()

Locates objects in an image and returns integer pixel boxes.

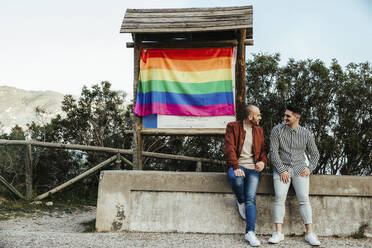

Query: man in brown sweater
[224,104,267,247]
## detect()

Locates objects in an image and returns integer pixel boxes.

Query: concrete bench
[96,170,372,236]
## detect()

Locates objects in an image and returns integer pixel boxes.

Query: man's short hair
[242,104,256,120]
[286,105,302,115]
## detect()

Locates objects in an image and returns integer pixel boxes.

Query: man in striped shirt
[268,105,321,246]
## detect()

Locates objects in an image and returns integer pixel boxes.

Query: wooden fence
[0,139,226,201]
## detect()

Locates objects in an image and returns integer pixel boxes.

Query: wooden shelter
[120,6,253,169]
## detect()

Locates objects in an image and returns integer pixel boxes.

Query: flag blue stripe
[136,91,234,106]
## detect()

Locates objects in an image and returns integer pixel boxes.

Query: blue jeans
[228,167,260,232]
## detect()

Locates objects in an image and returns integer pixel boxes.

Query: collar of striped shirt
[284,123,300,133]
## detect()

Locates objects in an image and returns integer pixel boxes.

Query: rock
[45,202,53,206]
[31,201,43,205]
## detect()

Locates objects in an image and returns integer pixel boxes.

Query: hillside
[0,86,66,133]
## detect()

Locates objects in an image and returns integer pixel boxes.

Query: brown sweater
[224,121,267,171]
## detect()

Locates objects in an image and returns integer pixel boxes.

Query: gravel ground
[0,208,370,248]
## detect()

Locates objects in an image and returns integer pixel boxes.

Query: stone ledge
[96,170,372,236]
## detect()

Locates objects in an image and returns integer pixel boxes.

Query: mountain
[0,86,66,134]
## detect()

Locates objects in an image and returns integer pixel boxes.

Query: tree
[26,81,133,198]
[0,125,27,195]
[246,53,371,175]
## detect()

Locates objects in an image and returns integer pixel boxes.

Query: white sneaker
[268,232,284,244]
[245,231,261,247]
[305,233,321,246]
[236,200,246,220]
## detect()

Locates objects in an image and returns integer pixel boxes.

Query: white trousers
[273,171,312,224]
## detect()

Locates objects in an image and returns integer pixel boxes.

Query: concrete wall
[96,171,372,237]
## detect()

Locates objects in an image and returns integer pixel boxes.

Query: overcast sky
[0,0,371,101]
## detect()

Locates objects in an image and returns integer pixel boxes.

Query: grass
[0,199,92,221]
[351,224,368,239]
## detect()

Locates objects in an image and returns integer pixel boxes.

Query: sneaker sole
[305,239,321,246]
[268,238,284,244]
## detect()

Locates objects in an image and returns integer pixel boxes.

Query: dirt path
[0,207,371,248]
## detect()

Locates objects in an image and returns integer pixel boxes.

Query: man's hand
[234,168,245,177]
[255,161,265,172]
[300,167,311,177]
[280,171,290,184]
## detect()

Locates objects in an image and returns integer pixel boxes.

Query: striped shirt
[270,123,319,176]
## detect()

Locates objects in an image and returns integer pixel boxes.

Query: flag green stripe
[138,80,233,94]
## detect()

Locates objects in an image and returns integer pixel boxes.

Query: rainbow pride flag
[133,48,235,117]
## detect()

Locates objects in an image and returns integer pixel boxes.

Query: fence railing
[0,139,226,200]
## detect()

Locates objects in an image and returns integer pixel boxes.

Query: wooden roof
[120,6,252,35]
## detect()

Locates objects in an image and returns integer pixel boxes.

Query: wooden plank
[35,155,117,200]
[25,144,33,200]
[142,151,226,165]
[121,24,253,33]
[123,15,251,23]
[126,40,254,48]
[0,174,25,199]
[245,40,254,46]
[125,6,252,13]
[142,128,226,136]
[0,139,133,155]
[126,40,239,49]
[124,128,226,136]
[120,155,134,167]
[0,140,27,146]
[124,9,252,18]
[196,161,202,172]
[123,20,252,29]
[235,29,246,121]
[139,31,236,41]
[132,39,143,170]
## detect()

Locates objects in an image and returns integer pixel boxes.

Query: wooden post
[0,175,25,199]
[25,144,33,200]
[120,155,134,167]
[36,155,117,200]
[133,35,143,170]
[115,153,121,170]
[235,29,247,121]
[196,161,202,172]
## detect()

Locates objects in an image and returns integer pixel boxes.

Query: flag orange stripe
[140,57,232,72]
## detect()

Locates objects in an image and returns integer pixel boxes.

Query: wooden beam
[244,39,254,46]
[125,6,252,14]
[124,16,251,23]
[132,38,143,170]
[122,25,252,33]
[123,20,252,29]
[0,174,25,199]
[120,155,134,167]
[0,139,132,155]
[35,155,117,200]
[124,128,225,136]
[235,29,247,121]
[25,144,33,200]
[126,40,253,48]
[196,161,202,172]
[126,40,237,48]
[142,151,226,165]
[0,138,225,169]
